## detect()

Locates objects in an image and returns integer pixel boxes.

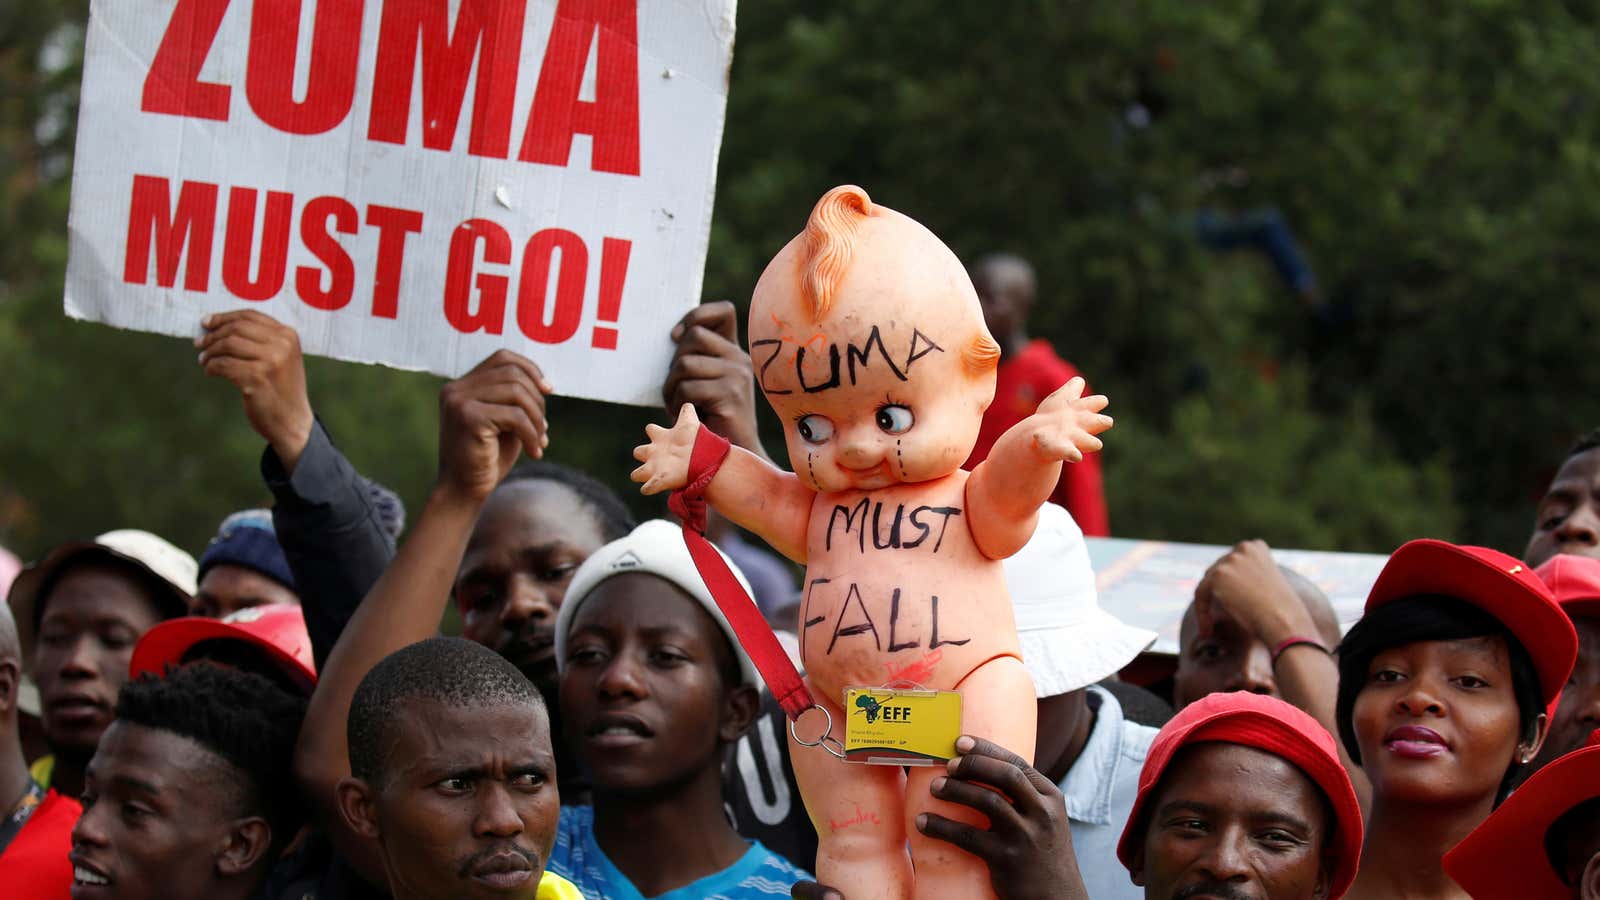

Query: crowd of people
[2,251,1598,900]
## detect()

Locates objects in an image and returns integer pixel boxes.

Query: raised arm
[966,376,1111,559]
[293,350,553,884]
[633,404,814,563]
[198,310,397,668]
[1192,541,1372,813]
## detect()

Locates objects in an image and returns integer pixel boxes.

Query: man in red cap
[1118,691,1363,900]
[129,604,316,697]
[1527,554,1600,777]
[1445,730,1600,898]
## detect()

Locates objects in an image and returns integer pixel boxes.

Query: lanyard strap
[667,427,817,721]
[0,780,46,857]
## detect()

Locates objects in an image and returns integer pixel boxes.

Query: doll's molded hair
[964,332,1001,375]
[801,185,874,322]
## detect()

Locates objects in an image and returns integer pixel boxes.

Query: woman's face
[1352,635,1540,806]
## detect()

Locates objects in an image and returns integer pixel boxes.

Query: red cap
[130,605,315,694]
[1444,730,1600,898]
[1367,539,1577,718]
[1117,692,1363,900]
[1537,554,1600,619]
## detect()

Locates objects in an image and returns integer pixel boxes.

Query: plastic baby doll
[633,185,1111,900]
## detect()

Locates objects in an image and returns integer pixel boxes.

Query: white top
[1058,685,1158,900]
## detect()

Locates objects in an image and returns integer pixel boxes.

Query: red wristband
[1271,636,1330,664]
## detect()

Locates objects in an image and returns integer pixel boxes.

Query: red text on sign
[444,220,631,347]
[142,0,640,174]
[123,174,422,317]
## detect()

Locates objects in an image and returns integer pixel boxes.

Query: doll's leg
[789,687,913,900]
[905,655,1037,900]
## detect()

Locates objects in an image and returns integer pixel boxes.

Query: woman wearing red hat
[1444,730,1600,899]
[1335,539,1578,899]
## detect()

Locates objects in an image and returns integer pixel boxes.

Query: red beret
[1537,554,1600,619]
[1368,539,1576,718]
[1117,692,1363,900]
[1444,731,1600,898]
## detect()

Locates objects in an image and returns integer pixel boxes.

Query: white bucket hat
[555,520,764,691]
[1008,505,1156,697]
[7,529,198,667]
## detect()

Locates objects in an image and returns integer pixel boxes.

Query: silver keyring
[790,704,847,760]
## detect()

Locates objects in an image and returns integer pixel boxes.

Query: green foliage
[1106,363,1457,552]
[5,0,1598,560]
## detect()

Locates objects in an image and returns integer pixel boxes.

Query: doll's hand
[631,403,700,495]
[1023,377,1112,463]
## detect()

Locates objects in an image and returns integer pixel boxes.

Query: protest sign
[1085,536,1390,655]
[64,0,736,405]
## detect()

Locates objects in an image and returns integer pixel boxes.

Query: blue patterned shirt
[547,805,810,899]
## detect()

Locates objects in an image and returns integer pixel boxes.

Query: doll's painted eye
[875,405,914,434]
[797,414,834,444]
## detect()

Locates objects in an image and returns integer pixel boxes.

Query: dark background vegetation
[5,0,1598,561]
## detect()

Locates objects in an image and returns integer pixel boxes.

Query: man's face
[69,722,246,900]
[1175,606,1278,708]
[364,699,559,900]
[1527,448,1600,567]
[1132,743,1331,900]
[1532,615,1600,773]
[559,573,749,793]
[970,259,1033,343]
[34,563,164,764]
[458,481,607,699]
[189,564,298,619]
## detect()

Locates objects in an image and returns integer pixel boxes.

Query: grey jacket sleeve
[261,419,397,669]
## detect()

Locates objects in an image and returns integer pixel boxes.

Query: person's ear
[1519,712,1551,765]
[336,777,382,840]
[215,817,272,878]
[718,684,760,743]
[1312,858,1332,900]
[1581,850,1600,900]
[1128,845,1146,887]
[0,659,18,716]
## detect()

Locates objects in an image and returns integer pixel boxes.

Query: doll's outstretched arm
[966,377,1111,559]
[633,404,815,563]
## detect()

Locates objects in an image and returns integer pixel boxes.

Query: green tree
[7,0,1597,561]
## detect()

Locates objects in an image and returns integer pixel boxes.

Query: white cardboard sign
[65,0,736,406]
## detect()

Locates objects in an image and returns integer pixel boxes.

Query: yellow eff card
[843,687,962,766]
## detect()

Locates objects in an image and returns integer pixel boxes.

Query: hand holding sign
[664,301,764,456]
[197,310,315,471]
[435,350,553,505]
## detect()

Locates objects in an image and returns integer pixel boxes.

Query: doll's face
[753,315,988,492]
[749,231,995,493]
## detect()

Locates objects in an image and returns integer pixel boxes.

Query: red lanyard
[668,427,843,757]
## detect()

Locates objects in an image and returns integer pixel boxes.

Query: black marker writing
[827,583,882,654]
[826,499,962,553]
[803,580,969,656]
